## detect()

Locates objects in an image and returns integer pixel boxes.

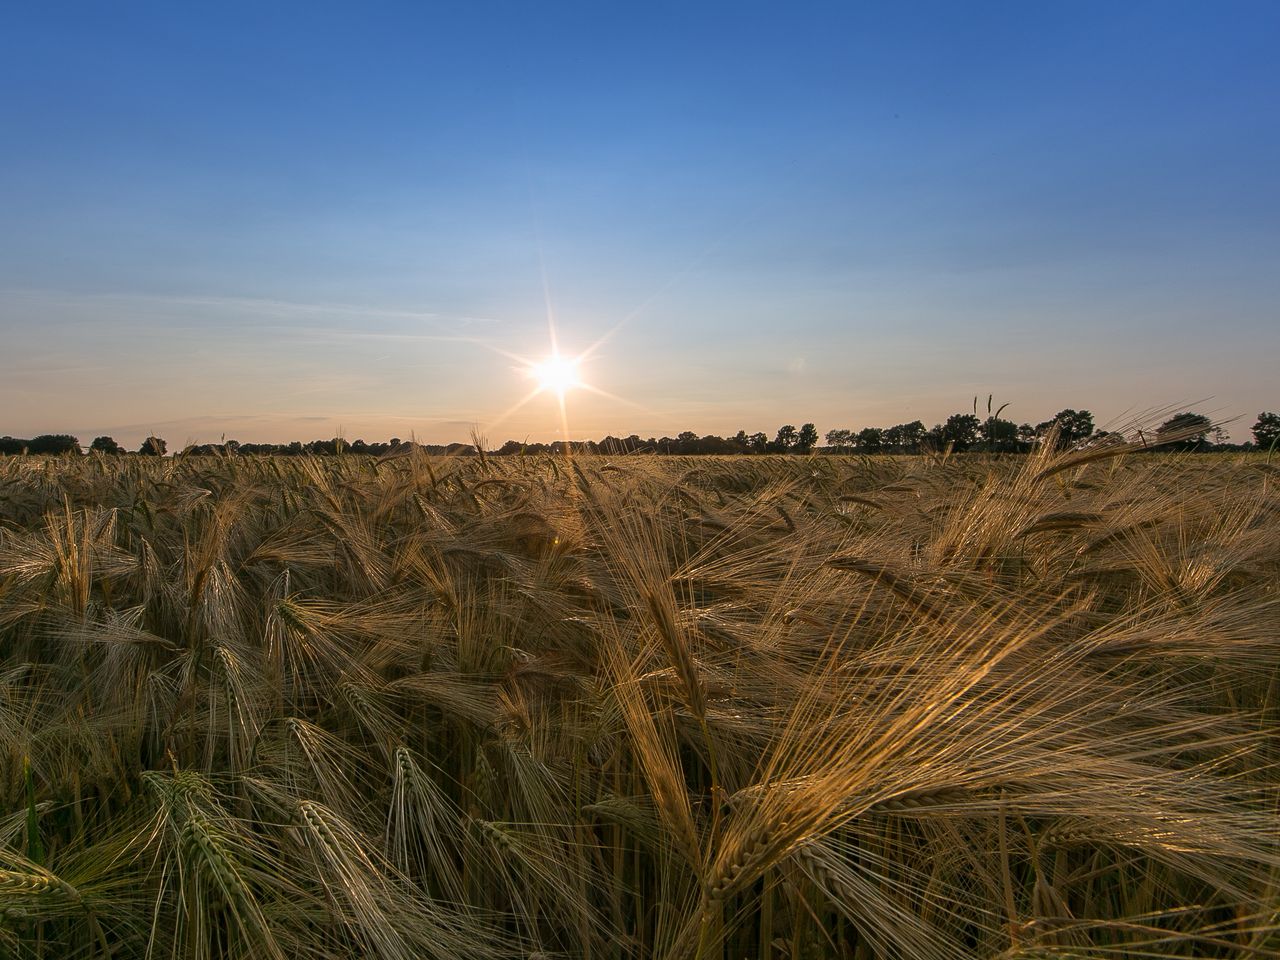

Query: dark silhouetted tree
[1156,412,1212,449]
[771,425,797,452]
[1037,409,1095,448]
[90,436,122,454]
[883,421,926,453]
[979,417,1021,452]
[1252,412,1280,451]
[1057,409,1094,445]
[825,429,851,451]
[975,396,1016,451]
[796,423,818,453]
[138,436,168,456]
[28,435,81,455]
[855,427,884,453]
[939,414,981,451]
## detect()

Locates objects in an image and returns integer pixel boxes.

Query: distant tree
[1252,412,1280,451]
[939,414,981,451]
[597,434,639,455]
[1017,423,1037,445]
[1037,409,1095,448]
[979,417,1021,452]
[306,439,338,455]
[771,425,798,452]
[0,437,27,455]
[181,437,240,457]
[1058,409,1094,445]
[715,435,738,454]
[855,427,884,453]
[1156,412,1212,449]
[748,432,769,454]
[796,423,818,453]
[28,435,81,455]
[883,421,926,453]
[975,396,1016,451]
[824,428,852,451]
[90,436,122,455]
[138,436,167,456]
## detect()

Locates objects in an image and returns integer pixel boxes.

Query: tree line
[3,411,1278,458]
[0,424,823,458]
[827,409,1280,453]
[0,435,170,456]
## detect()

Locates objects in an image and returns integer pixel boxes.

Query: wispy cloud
[0,287,502,330]
[278,327,489,345]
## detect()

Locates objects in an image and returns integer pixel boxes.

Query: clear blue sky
[2,1,1277,445]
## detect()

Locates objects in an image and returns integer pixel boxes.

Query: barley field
[0,445,1277,959]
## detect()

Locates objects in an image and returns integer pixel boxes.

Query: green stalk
[24,755,44,866]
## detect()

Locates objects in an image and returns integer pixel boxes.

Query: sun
[531,353,581,398]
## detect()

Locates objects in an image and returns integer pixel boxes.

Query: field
[0,447,1277,959]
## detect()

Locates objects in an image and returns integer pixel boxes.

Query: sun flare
[532,353,581,397]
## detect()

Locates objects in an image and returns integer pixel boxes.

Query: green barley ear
[23,755,43,866]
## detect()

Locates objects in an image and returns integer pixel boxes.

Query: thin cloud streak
[0,288,502,330]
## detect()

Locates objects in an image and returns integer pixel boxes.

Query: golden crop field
[0,447,1277,959]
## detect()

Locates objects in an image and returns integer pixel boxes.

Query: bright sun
[532,353,581,397]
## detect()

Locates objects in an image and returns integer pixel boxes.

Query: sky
[2,1,1277,446]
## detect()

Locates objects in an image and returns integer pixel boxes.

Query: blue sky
[2,1,1277,445]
